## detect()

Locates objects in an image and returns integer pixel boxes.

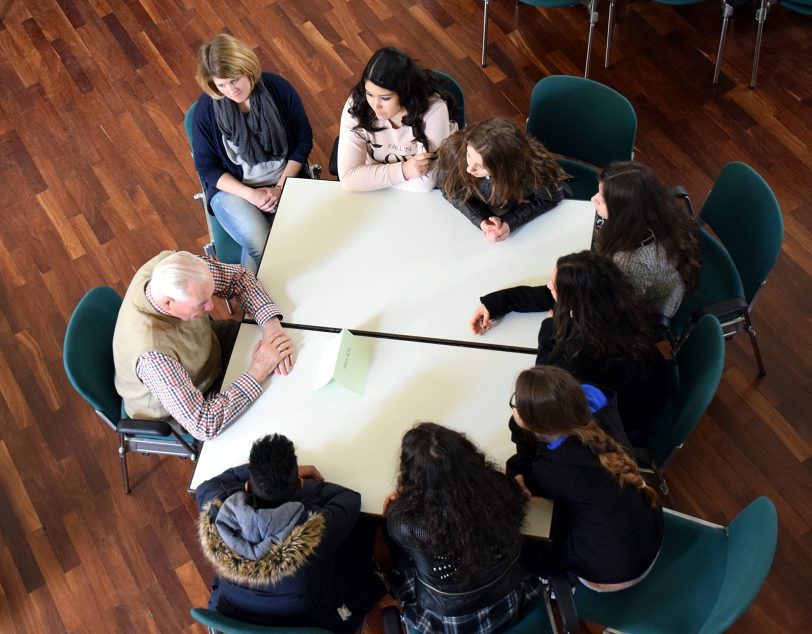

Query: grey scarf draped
[213,78,289,167]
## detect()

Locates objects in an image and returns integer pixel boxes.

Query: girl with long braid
[507,366,664,591]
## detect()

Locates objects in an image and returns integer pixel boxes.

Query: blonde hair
[514,366,658,507]
[196,34,261,99]
[151,252,213,300]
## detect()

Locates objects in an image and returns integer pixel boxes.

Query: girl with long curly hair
[337,47,457,192]
[470,250,668,441]
[384,422,544,633]
[438,117,570,242]
[593,161,701,317]
[507,366,664,590]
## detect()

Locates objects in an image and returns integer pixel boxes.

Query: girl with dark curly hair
[438,117,570,242]
[337,47,457,192]
[470,250,668,441]
[593,161,701,317]
[384,422,544,633]
[507,366,663,590]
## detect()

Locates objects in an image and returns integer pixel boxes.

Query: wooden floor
[0,0,810,632]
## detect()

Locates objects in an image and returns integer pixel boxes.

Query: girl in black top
[507,366,664,589]
[470,250,668,442]
[384,423,544,633]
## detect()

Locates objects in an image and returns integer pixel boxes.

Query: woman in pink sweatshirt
[337,47,457,192]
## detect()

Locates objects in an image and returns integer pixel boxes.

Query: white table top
[190,326,552,538]
[258,178,595,349]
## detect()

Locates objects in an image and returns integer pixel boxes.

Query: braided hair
[513,366,657,507]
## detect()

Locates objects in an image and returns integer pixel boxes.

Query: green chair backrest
[699,162,783,305]
[183,100,197,148]
[184,101,242,265]
[575,497,777,633]
[190,608,334,633]
[701,497,778,633]
[643,314,725,467]
[519,0,581,8]
[434,70,466,128]
[63,286,123,428]
[575,505,727,632]
[670,227,744,337]
[527,75,637,170]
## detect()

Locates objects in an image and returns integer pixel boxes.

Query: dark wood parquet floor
[0,0,810,632]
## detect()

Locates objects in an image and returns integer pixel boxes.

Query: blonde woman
[192,34,312,272]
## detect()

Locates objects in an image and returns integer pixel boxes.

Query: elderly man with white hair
[113,250,294,441]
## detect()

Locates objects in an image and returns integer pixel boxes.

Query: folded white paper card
[312,329,371,394]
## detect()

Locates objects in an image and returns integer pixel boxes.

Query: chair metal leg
[481,0,491,67]
[750,0,772,88]
[584,0,599,78]
[654,464,669,496]
[744,309,766,376]
[605,0,617,69]
[119,434,131,494]
[713,1,733,85]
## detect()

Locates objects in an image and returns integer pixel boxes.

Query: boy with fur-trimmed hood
[196,433,384,631]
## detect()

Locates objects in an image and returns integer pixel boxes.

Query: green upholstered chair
[434,70,467,129]
[637,314,725,496]
[526,75,637,200]
[671,162,783,376]
[481,0,601,78]
[190,608,333,633]
[183,101,243,266]
[603,0,738,85]
[63,286,198,494]
[571,497,778,633]
[750,0,812,87]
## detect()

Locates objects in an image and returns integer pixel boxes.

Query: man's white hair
[151,251,212,300]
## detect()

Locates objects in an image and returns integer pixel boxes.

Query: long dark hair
[390,422,526,583]
[347,47,453,150]
[552,251,653,361]
[439,117,567,206]
[513,366,658,507]
[595,161,700,291]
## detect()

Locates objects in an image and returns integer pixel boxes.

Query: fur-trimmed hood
[198,494,325,587]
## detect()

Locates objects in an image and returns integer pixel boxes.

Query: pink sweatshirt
[337,95,457,192]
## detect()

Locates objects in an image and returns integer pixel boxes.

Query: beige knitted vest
[113,251,221,420]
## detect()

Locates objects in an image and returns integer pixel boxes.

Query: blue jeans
[209,191,273,273]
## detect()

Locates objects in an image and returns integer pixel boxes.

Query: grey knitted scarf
[213,78,289,167]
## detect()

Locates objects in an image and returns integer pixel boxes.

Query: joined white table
[258,179,594,350]
[190,326,552,538]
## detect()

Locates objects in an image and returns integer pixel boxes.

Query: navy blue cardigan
[191,72,313,207]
